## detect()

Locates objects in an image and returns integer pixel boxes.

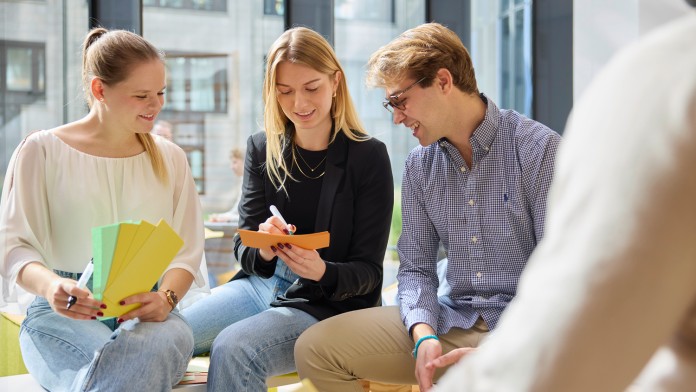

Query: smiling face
[275,61,338,138]
[99,59,166,134]
[385,77,443,147]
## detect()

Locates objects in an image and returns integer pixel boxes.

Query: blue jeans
[182,261,319,391]
[19,272,194,392]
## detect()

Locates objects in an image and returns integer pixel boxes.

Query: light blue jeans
[19,271,194,392]
[182,261,319,391]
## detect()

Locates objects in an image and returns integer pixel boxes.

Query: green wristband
[412,334,439,359]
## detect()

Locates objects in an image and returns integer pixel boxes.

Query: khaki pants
[295,306,489,392]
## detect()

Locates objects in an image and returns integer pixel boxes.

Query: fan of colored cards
[91,219,183,317]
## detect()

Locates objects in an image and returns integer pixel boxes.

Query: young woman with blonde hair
[182,26,393,390]
[0,28,206,391]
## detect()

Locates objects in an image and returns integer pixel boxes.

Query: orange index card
[237,229,330,250]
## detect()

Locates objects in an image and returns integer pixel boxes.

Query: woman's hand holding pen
[258,205,326,281]
[257,215,296,262]
[46,277,105,320]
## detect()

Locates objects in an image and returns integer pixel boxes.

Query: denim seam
[20,323,93,362]
[78,343,107,391]
[240,334,300,389]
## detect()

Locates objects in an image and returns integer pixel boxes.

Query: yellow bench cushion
[0,312,28,376]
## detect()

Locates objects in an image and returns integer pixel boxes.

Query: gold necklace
[292,146,326,180]
[294,144,327,172]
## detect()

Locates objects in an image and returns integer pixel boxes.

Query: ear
[332,71,342,96]
[435,68,454,95]
[90,78,105,102]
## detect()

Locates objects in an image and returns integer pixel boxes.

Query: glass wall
[143,1,284,209]
[0,0,88,194]
[0,0,542,288]
[470,0,533,117]
[0,0,538,227]
[335,0,424,186]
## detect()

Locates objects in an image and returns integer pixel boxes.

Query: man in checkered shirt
[295,22,561,391]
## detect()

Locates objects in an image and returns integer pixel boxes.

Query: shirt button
[472,236,478,243]
[468,199,474,206]
[476,272,482,278]
[460,166,466,172]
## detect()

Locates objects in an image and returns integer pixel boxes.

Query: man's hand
[415,338,442,392]
[426,347,478,370]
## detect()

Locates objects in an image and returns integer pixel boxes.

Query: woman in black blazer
[182,27,393,391]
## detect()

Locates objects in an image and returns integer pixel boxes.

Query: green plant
[387,188,402,260]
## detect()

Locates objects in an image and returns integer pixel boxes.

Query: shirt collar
[471,93,499,152]
[438,93,499,154]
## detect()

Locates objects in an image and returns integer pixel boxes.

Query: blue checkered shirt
[397,95,561,334]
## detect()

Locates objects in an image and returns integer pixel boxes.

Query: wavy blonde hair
[366,22,478,94]
[263,27,368,192]
[82,27,168,183]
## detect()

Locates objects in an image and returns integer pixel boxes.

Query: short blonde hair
[366,23,478,94]
[230,147,245,161]
[262,27,368,192]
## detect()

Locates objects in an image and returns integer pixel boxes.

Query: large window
[0,0,87,192]
[499,0,533,115]
[3,42,45,95]
[166,55,228,113]
[470,0,533,117]
[144,0,227,12]
[1,41,46,121]
[264,0,284,16]
[157,53,229,193]
[335,0,394,22]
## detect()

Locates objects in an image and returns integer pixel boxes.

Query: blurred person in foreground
[436,3,696,391]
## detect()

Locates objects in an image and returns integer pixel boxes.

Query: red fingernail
[119,301,125,305]
[91,316,96,320]
[283,229,289,235]
[117,318,124,323]
[285,243,292,249]
[277,243,284,249]
[271,246,277,252]
[100,304,107,309]
[97,312,104,317]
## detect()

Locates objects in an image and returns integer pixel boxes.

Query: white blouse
[0,131,206,308]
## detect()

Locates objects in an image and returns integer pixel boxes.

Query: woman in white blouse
[0,28,205,391]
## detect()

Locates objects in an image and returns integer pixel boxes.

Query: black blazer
[233,130,394,320]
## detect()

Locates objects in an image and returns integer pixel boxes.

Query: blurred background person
[151,119,173,141]
[208,147,245,225]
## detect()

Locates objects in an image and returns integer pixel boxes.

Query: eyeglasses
[382,77,427,113]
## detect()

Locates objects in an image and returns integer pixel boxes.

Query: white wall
[573,0,692,101]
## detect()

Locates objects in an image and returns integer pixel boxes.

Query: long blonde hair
[82,27,168,183]
[263,27,368,191]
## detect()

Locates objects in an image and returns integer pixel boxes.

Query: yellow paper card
[101,219,184,317]
[104,222,139,290]
[106,221,155,291]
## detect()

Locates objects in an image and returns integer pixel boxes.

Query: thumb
[428,348,473,369]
